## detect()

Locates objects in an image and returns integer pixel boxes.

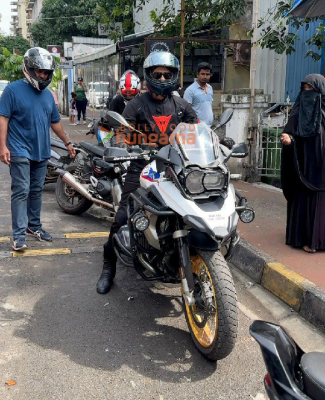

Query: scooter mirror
[216,108,234,129]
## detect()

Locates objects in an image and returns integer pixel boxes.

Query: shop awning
[288,0,325,18]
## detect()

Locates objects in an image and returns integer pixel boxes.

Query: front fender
[187,230,220,251]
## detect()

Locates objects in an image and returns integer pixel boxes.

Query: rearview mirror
[231,142,249,158]
[104,111,142,134]
[216,108,233,129]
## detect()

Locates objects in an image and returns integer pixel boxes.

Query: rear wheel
[55,163,92,215]
[183,250,238,361]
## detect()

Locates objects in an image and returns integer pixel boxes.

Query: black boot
[96,264,116,294]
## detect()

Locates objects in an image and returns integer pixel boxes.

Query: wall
[253,0,287,104]
[285,20,324,103]
[224,24,251,92]
[134,0,181,33]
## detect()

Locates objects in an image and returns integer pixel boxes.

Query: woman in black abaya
[281,74,325,253]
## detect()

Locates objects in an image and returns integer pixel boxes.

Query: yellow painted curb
[0,237,11,242]
[262,262,308,311]
[12,248,71,257]
[65,232,110,238]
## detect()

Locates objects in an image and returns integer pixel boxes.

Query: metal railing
[255,102,293,179]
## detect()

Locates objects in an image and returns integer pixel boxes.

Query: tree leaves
[257,0,325,60]
[0,36,30,55]
[0,47,24,81]
[31,0,99,48]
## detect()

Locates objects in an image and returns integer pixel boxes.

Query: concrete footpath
[62,112,325,334]
[232,180,325,334]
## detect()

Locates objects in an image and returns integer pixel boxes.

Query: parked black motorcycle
[55,139,127,215]
[250,320,325,400]
[46,137,76,184]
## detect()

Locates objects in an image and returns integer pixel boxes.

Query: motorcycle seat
[301,352,325,400]
[79,141,105,157]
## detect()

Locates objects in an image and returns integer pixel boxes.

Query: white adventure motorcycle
[104,110,254,361]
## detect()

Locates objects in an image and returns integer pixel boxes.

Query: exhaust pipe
[61,171,115,210]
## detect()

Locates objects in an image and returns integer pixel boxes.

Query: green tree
[0,47,24,81]
[257,1,325,60]
[31,0,99,48]
[95,0,248,41]
[0,36,30,55]
[94,0,138,41]
[96,0,324,59]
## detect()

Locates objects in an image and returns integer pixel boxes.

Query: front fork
[173,226,195,306]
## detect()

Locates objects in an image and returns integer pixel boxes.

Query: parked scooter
[250,320,325,400]
[99,110,254,361]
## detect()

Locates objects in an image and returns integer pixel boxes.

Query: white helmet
[119,70,141,101]
[23,47,55,91]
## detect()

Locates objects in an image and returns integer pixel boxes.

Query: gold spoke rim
[184,255,218,348]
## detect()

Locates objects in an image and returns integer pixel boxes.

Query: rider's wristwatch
[65,141,72,147]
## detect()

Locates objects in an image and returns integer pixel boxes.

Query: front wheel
[183,250,238,361]
[55,163,93,215]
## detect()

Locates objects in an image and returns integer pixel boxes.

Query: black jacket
[120,92,198,172]
[109,94,126,114]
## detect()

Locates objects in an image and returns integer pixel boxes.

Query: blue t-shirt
[184,80,214,126]
[0,79,61,161]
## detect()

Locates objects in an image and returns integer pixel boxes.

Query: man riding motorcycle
[96,51,198,294]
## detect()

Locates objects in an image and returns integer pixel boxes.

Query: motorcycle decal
[98,126,114,144]
[152,115,172,134]
[141,166,160,182]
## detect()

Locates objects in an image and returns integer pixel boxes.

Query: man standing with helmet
[109,70,141,114]
[0,47,76,251]
[96,51,197,294]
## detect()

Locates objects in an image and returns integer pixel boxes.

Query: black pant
[75,99,87,121]
[103,171,140,267]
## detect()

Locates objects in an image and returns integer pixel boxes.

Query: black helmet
[23,47,55,91]
[143,51,179,96]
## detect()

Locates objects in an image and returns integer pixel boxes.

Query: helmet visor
[25,51,55,70]
[144,52,179,70]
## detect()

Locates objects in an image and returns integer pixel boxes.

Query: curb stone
[231,239,325,334]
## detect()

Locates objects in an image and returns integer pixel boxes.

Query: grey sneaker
[26,227,52,242]
[77,121,81,125]
[12,238,27,251]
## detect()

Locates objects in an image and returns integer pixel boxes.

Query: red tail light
[264,373,272,387]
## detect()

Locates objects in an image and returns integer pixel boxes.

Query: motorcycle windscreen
[170,122,219,166]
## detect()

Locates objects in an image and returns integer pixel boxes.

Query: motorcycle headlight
[239,207,255,223]
[185,170,204,194]
[133,212,149,231]
[203,172,226,191]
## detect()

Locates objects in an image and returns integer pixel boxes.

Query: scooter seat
[301,352,325,400]
[79,141,105,157]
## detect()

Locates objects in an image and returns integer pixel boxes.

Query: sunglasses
[151,72,173,80]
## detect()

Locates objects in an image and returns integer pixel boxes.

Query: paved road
[1,162,324,400]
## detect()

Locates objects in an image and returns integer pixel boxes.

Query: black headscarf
[281,74,325,197]
[289,74,325,137]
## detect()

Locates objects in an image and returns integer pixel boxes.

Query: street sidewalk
[59,108,100,145]
[60,112,325,334]
[232,180,325,334]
